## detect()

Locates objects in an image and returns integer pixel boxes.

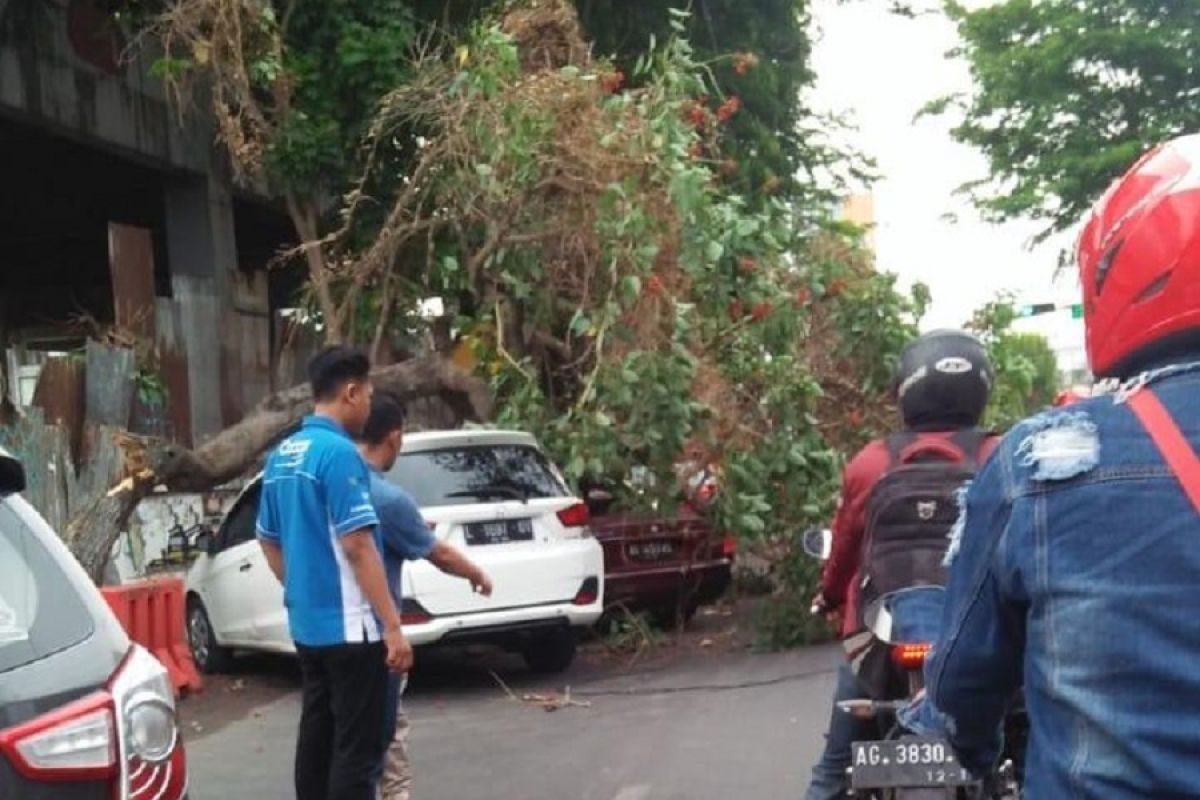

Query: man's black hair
[307,346,370,403]
[361,389,407,445]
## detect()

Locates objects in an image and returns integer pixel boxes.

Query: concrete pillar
[165,172,237,444]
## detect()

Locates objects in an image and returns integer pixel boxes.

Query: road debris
[490,670,592,712]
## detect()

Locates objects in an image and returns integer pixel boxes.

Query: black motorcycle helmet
[893,330,993,430]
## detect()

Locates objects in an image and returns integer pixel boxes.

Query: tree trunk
[64,355,491,581]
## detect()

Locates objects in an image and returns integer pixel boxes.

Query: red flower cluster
[716,96,741,122]
[600,70,625,94]
[733,52,760,76]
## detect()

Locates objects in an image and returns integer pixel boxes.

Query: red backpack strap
[1128,389,1200,515]
[897,437,969,466]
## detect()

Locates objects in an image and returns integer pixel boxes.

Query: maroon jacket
[821,431,1000,639]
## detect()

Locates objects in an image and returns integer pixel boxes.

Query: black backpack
[857,429,989,631]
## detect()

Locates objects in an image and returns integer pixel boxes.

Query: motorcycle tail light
[891,643,932,670]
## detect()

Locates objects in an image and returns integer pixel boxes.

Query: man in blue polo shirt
[357,390,493,800]
[257,346,412,800]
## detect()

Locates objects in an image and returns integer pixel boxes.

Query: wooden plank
[108,224,158,338]
[85,341,135,428]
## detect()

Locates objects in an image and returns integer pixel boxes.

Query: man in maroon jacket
[804,330,997,800]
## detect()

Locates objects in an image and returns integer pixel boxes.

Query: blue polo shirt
[369,471,437,607]
[256,415,381,647]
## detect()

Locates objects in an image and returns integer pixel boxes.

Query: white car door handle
[239,561,253,573]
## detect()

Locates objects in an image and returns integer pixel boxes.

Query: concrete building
[0,0,298,445]
[836,192,876,252]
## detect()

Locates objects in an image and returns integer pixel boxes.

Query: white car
[185,429,605,674]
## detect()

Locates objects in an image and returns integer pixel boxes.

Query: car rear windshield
[0,498,94,673]
[389,445,569,507]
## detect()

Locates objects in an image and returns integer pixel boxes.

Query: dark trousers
[295,641,389,800]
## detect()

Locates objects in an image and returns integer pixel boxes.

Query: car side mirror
[583,487,615,517]
[194,528,219,557]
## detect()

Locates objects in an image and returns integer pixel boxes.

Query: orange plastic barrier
[101,578,203,697]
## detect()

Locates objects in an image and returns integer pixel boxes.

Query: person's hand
[811,593,842,631]
[384,626,413,674]
[472,570,494,597]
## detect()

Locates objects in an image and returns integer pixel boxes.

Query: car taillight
[0,693,117,781]
[573,577,600,606]
[111,646,187,800]
[400,597,433,626]
[0,645,186,798]
[891,643,932,670]
[557,502,591,528]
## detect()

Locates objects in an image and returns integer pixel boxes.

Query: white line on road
[612,785,652,800]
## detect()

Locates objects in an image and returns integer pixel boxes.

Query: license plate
[464,518,534,546]
[850,738,974,789]
[627,540,678,562]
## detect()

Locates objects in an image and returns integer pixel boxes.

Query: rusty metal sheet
[108,223,158,339]
[155,299,193,447]
[232,269,270,315]
[31,356,85,463]
[0,409,72,533]
[219,338,242,427]
[85,340,135,427]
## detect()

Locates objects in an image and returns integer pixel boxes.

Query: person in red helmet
[911,134,1200,799]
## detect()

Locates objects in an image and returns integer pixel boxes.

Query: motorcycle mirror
[801,528,832,560]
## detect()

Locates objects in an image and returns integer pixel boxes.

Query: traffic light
[1018,302,1057,317]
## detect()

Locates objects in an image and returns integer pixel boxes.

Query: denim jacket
[917,363,1200,800]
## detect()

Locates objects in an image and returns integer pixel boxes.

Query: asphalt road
[184,643,840,800]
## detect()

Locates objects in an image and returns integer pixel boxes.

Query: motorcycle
[802,528,1025,800]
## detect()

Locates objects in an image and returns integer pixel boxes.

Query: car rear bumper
[604,558,732,612]
[403,599,604,647]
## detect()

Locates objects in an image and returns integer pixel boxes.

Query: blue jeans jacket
[914,363,1200,800]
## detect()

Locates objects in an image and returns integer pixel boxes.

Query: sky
[806,0,1082,330]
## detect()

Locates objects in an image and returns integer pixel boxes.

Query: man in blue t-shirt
[357,390,492,800]
[257,347,412,800]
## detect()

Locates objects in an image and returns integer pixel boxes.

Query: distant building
[834,192,876,253]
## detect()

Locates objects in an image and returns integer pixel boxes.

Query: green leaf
[706,241,724,262]
[620,275,642,303]
[569,311,591,337]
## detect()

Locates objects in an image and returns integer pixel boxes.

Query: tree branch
[156,356,491,492]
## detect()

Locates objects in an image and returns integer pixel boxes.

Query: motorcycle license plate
[850,738,974,789]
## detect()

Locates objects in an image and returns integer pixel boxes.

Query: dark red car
[587,490,735,626]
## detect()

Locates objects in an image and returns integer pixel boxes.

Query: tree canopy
[123,0,930,644]
[930,0,1200,240]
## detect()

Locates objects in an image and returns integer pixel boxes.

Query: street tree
[928,0,1200,241]
[60,1,926,613]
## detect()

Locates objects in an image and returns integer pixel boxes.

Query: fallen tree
[62,355,490,583]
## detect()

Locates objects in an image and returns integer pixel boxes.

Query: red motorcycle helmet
[1077,133,1200,378]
